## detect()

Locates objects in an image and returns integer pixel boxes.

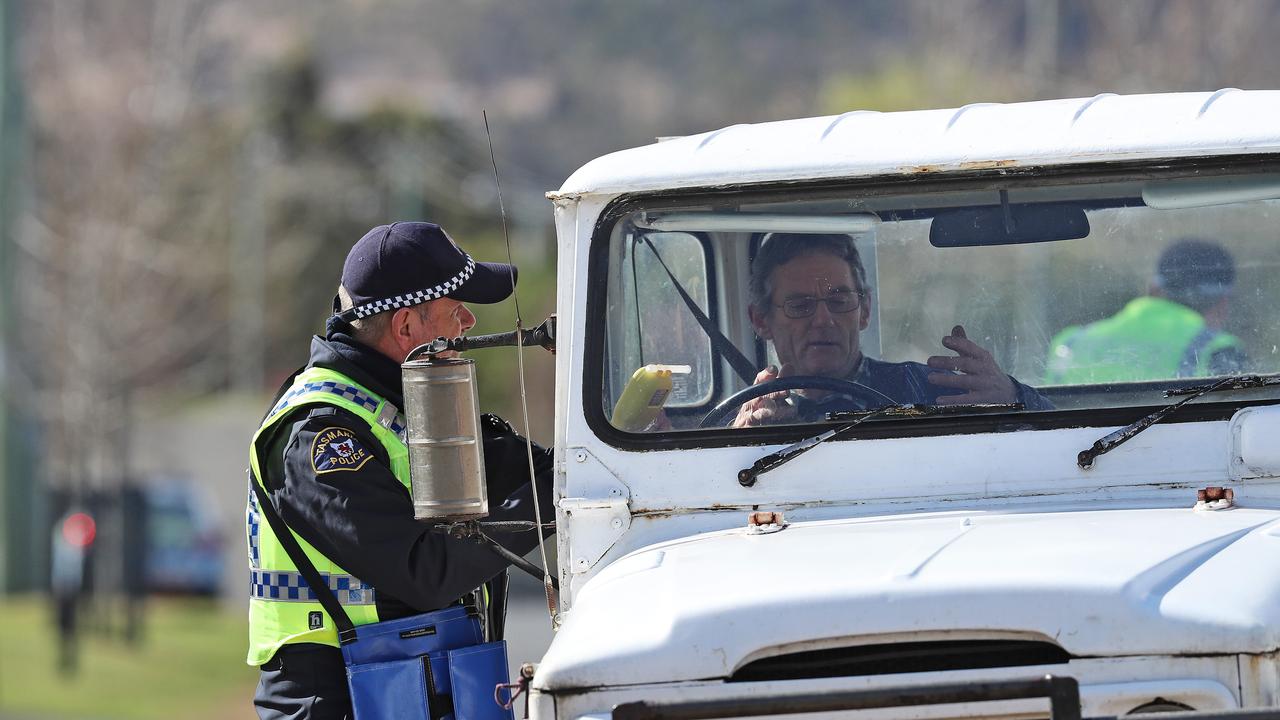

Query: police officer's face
[416,297,476,358]
[386,297,477,361]
[749,252,870,379]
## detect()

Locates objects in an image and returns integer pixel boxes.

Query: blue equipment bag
[447,642,514,720]
[341,607,513,720]
[250,478,513,720]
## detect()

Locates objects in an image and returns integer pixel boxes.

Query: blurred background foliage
[4,0,1280,717]
[13,0,1280,441]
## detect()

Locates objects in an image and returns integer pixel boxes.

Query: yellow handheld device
[610,364,690,431]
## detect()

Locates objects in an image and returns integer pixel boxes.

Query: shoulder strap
[248,470,358,644]
[1178,328,1218,377]
[640,235,759,385]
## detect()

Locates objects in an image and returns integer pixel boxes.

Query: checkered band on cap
[346,256,476,320]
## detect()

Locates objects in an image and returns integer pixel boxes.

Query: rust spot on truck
[1197,486,1234,502]
[1237,651,1280,702]
[1194,485,1236,511]
[630,506,742,520]
[902,159,1022,174]
[748,510,785,527]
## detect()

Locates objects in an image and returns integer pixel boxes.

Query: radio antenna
[483,110,559,628]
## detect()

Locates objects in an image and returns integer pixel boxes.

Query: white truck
[523,90,1280,720]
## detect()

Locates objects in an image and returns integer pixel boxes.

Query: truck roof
[552,89,1280,198]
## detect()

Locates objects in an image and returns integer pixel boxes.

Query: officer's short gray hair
[749,233,869,314]
[337,284,392,341]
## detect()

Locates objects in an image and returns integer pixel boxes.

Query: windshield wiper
[1077,374,1280,469]
[1162,374,1280,396]
[737,402,1023,487]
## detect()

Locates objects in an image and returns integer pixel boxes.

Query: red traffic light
[61,512,96,548]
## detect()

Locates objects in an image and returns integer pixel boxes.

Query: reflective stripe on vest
[247,484,261,569]
[249,569,376,605]
[245,366,411,667]
[267,378,408,438]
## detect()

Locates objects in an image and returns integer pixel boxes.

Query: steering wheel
[699,375,896,428]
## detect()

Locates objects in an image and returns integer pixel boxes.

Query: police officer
[1046,239,1247,384]
[246,222,553,719]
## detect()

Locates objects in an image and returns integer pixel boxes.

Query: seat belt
[640,235,758,385]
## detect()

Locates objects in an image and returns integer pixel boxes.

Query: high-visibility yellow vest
[245,366,409,666]
[1045,296,1242,384]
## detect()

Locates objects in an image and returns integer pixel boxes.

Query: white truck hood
[536,507,1280,691]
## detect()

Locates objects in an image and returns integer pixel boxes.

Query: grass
[0,595,258,720]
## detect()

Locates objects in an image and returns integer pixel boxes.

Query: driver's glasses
[777,289,863,319]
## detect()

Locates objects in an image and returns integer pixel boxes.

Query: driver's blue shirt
[788,356,1054,421]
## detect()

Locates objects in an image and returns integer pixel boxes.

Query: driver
[733,233,1051,427]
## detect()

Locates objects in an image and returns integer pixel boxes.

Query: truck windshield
[595,169,1280,434]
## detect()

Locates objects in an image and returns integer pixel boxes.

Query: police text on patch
[311,427,373,474]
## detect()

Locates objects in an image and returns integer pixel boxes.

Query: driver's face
[750,251,870,378]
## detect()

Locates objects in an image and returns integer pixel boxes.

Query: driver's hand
[731,364,799,428]
[925,325,1017,404]
[644,409,672,432]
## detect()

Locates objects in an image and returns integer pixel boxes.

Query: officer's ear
[386,306,425,358]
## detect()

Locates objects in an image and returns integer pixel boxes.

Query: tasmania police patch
[311,427,372,474]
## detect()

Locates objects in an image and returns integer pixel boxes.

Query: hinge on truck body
[559,447,631,576]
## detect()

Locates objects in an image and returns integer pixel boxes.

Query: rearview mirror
[929,203,1090,248]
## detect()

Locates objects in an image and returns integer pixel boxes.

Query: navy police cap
[332,221,517,322]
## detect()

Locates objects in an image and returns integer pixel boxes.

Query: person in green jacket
[1046,239,1247,384]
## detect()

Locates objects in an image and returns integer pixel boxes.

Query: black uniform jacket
[255,332,554,623]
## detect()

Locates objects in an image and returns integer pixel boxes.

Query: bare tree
[15,0,238,630]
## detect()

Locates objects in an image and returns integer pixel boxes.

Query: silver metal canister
[401,357,488,521]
